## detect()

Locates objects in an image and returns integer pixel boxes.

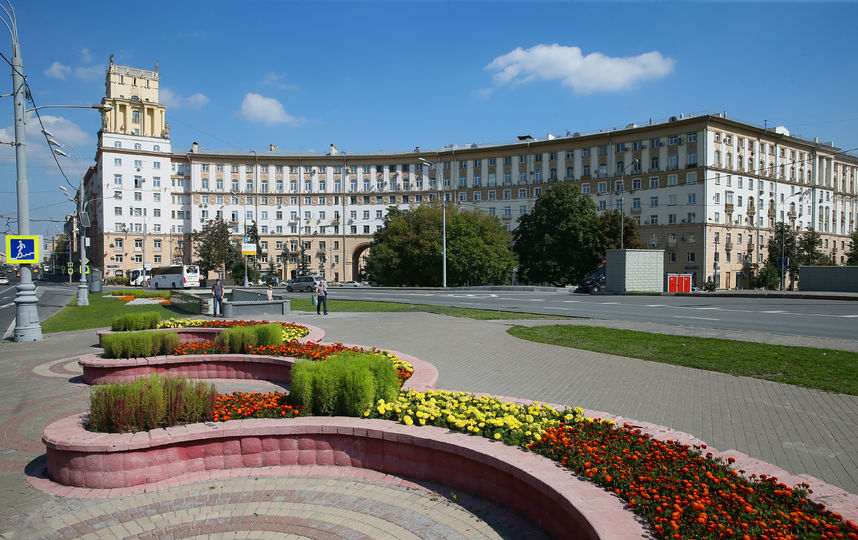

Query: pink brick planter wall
[79,353,297,385]
[41,416,647,539]
[96,322,325,348]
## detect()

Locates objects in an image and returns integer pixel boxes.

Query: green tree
[364,205,514,286]
[846,231,858,265]
[193,216,232,278]
[246,221,266,271]
[598,210,643,250]
[513,183,604,286]
[797,227,823,266]
[766,223,799,288]
[755,263,781,290]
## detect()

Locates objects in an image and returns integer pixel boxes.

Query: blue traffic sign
[6,235,40,264]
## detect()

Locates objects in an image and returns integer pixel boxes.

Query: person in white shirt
[314,280,328,315]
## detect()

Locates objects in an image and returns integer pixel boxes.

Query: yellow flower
[403,415,413,425]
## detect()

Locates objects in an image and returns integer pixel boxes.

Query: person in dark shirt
[211,279,225,317]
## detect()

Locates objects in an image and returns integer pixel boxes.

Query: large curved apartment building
[83,60,858,288]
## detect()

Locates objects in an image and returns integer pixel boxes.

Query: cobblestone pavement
[0,307,856,538]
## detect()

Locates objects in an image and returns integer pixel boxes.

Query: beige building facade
[84,61,858,287]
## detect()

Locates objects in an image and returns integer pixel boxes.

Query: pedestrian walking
[212,278,225,317]
[314,279,328,315]
[266,284,273,301]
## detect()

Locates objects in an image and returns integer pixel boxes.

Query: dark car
[574,268,606,294]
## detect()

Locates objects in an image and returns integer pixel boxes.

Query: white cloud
[74,65,104,80]
[239,93,299,125]
[486,44,675,94]
[260,72,297,90]
[44,61,71,80]
[80,48,93,63]
[160,87,210,109]
[0,115,92,166]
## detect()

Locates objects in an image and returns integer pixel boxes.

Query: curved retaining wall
[79,353,296,385]
[42,416,646,540]
[96,323,325,348]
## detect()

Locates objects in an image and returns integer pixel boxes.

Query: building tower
[100,55,168,138]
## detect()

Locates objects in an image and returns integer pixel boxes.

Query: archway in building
[351,243,371,283]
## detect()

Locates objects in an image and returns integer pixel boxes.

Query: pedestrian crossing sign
[6,235,40,264]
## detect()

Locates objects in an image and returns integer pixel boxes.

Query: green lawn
[289,297,564,320]
[507,325,858,395]
[41,293,182,333]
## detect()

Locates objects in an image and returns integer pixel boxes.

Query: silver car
[286,275,322,292]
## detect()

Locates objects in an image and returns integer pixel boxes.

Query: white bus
[149,265,201,289]
[128,268,148,286]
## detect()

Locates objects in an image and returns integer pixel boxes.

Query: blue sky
[2,1,858,246]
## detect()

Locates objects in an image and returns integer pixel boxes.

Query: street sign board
[5,235,40,264]
[243,236,250,243]
[144,262,152,270]
[67,268,73,275]
[67,261,73,268]
[242,243,257,255]
[79,265,90,275]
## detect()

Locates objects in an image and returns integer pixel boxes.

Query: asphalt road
[311,288,858,343]
[0,273,76,338]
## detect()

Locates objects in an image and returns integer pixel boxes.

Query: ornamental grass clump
[102,331,180,358]
[87,374,216,433]
[290,351,400,416]
[215,323,283,353]
[110,311,161,331]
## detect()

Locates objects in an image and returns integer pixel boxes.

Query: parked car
[0,276,9,285]
[340,281,361,287]
[286,275,323,292]
[574,268,606,294]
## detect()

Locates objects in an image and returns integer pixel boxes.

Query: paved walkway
[1,303,856,537]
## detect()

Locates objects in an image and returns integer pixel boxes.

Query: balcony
[725,203,734,214]
[747,206,756,216]
[724,242,733,251]
[746,244,754,251]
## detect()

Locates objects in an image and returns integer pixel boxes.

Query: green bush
[87,374,216,433]
[110,289,171,298]
[289,351,400,416]
[102,331,180,358]
[215,323,283,353]
[111,311,161,331]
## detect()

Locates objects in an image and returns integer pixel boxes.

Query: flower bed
[79,342,423,390]
[528,423,858,539]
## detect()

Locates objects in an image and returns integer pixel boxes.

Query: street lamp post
[617,159,640,251]
[780,189,808,291]
[419,157,446,287]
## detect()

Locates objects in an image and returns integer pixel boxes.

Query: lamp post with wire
[4,0,111,340]
[51,138,107,306]
[617,159,640,251]
[780,188,808,291]
[419,157,446,287]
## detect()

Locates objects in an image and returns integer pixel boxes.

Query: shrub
[87,374,216,432]
[111,311,161,331]
[288,351,400,416]
[102,331,180,358]
[215,323,283,353]
[110,289,171,299]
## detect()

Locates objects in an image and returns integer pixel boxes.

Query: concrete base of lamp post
[13,272,43,341]
[76,281,89,306]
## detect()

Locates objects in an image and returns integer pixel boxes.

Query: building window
[649,177,659,189]
[687,252,696,262]
[650,196,658,207]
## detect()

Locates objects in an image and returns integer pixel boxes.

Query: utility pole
[10,19,42,341]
